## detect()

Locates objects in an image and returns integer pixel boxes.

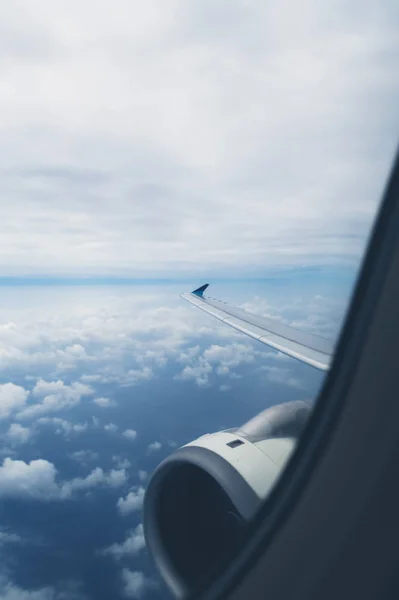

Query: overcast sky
[0,0,398,278]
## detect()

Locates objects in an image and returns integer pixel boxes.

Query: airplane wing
[180,284,334,371]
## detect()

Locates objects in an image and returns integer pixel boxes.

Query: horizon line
[0,267,355,286]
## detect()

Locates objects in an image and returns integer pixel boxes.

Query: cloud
[0,1,397,280]
[17,380,93,420]
[0,575,86,600]
[147,441,162,453]
[5,423,32,445]
[0,530,23,545]
[175,341,260,386]
[243,293,347,341]
[61,467,126,497]
[112,456,131,470]
[117,487,145,516]
[103,524,146,559]
[175,359,213,387]
[138,470,147,482]
[0,458,126,501]
[0,285,331,407]
[122,429,137,441]
[0,383,29,419]
[260,365,304,389]
[104,423,118,433]
[69,450,99,464]
[92,397,115,408]
[0,458,60,500]
[204,343,255,369]
[0,287,240,389]
[120,367,154,388]
[36,417,89,437]
[177,345,201,364]
[32,380,89,399]
[0,577,55,600]
[121,569,154,599]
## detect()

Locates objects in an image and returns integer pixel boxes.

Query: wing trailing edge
[181,285,334,371]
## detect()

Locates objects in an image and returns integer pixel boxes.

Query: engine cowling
[143,401,310,598]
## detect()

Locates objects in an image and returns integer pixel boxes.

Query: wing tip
[192,283,209,297]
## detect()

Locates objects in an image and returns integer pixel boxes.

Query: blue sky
[0,1,398,599]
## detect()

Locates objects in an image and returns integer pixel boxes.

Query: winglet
[192,283,209,297]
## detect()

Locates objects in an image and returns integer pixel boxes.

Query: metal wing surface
[181,284,334,371]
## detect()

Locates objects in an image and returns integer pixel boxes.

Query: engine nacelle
[143,401,310,598]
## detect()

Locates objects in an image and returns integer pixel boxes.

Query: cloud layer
[0,1,397,277]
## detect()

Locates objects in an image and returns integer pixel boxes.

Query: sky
[0,0,398,279]
[0,1,398,600]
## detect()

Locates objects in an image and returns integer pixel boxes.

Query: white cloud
[70,450,99,464]
[5,423,32,444]
[0,457,126,501]
[0,383,29,419]
[177,346,201,364]
[147,441,162,453]
[93,397,115,408]
[0,458,60,500]
[68,423,88,434]
[105,469,127,488]
[122,429,137,441]
[0,577,55,600]
[121,569,154,599]
[243,293,346,341]
[0,575,85,600]
[0,272,344,404]
[175,359,212,387]
[0,286,241,389]
[175,341,260,386]
[0,286,335,419]
[103,524,146,559]
[138,470,147,482]
[61,467,126,498]
[0,1,397,280]
[17,380,93,420]
[117,487,145,516]
[36,417,89,437]
[112,456,131,470]
[120,367,154,387]
[104,423,118,433]
[260,365,304,389]
[204,343,255,370]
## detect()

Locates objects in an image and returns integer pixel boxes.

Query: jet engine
[143,401,310,598]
